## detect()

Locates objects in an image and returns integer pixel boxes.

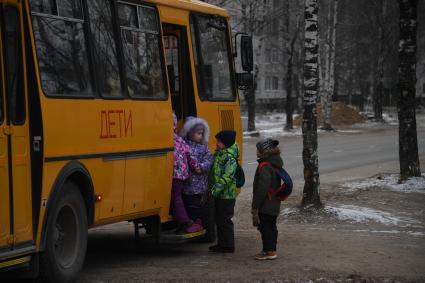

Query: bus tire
[38,182,88,283]
[203,197,216,243]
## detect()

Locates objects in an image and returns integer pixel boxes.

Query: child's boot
[186,222,202,233]
[195,218,203,229]
[255,251,277,260]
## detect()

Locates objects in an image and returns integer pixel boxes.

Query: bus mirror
[236,73,253,90]
[240,35,253,72]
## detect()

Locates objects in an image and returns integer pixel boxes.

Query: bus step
[160,229,206,244]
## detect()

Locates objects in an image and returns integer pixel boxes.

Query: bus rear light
[95,194,102,202]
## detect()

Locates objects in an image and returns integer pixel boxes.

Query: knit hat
[256,138,279,152]
[215,130,236,148]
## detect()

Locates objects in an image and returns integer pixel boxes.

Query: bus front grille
[220,110,234,130]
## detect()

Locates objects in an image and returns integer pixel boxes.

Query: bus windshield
[190,14,234,101]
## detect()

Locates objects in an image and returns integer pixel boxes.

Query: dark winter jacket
[252,154,284,216]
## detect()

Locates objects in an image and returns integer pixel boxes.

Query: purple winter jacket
[173,113,190,180]
[180,117,213,195]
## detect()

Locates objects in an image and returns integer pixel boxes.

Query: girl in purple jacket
[180,116,214,229]
[172,113,202,234]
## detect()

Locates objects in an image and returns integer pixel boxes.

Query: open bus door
[0,4,34,266]
[163,23,197,127]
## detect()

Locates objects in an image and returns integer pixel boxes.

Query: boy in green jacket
[209,130,239,253]
[252,138,283,260]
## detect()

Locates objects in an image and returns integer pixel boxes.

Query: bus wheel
[203,197,216,243]
[39,182,88,283]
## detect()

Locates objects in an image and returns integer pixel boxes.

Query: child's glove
[251,208,259,227]
[194,165,202,174]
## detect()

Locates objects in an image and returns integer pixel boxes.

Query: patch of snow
[243,113,304,138]
[255,113,286,127]
[326,204,417,226]
[336,129,363,134]
[343,174,425,194]
[281,205,421,228]
[353,112,398,128]
[281,207,299,217]
[354,229,425,237]
[261,128,303,138]
[382,113,398,124]
[243,127,303,138]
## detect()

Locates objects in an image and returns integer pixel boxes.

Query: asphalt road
[242,125,425,187]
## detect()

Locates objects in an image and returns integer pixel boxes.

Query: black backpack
[235,160,245,188]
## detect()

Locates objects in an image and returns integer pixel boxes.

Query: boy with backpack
[252,138,290,260]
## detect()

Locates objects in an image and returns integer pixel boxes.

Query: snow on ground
[242,113,304,138]
[342,174,425,194]
[324,204,417,226]
[281,204,419,227]
[242,113,358,138]
[354,229,425,237]
[352,112,398,128]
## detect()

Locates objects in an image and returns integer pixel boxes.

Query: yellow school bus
[0,0,252,281]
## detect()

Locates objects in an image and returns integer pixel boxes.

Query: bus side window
[190,15,234,101]
[87,0,123,97]
[29,0,92,97]
[117,3,166,99]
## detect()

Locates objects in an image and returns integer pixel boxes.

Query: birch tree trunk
[375,0,386,121]
[284,8,299,130]
[301,0,322,208]
[323,0,338,130]
[398,0,421,180]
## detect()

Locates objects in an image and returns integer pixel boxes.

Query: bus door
[163,24,197,125]
[0,5,10,250]
[0,5,33,249]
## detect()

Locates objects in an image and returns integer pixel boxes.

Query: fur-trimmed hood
[179,116,210,144]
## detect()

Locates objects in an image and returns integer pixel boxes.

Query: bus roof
[145,0,229,17]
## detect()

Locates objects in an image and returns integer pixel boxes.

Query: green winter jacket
[252,154,284,216]
[210,143,239,199]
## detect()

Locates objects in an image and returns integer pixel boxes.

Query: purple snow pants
[171,179,190,225]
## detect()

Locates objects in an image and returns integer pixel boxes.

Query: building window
[268,18,279,34]
[265,76,279,91]
[271,48,279,62]
[264,0,272,11]
[272,77,279,90]
[254,20,263,34]
[265,76,271,91]
[265,48,271,63]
